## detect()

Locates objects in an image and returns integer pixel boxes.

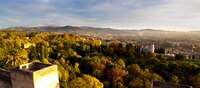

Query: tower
[10,62,59,88]
[149,44,155,53]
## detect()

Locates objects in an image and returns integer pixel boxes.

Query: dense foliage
[0,31,200,88]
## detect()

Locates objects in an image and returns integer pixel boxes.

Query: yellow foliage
[128,79,144,88]
[69,74,104,88]
[128,64,144,77]
[190,73,200,88]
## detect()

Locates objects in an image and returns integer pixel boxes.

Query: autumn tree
[106,66,127,84]
[68,74,104,88]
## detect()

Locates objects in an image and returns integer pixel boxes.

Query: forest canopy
[0,31,199,88]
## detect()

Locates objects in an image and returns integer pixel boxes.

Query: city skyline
[0,0,200,31]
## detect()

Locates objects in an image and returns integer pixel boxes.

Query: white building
[149,44,155,53]
[139,44,155,54]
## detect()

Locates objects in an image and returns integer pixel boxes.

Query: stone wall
[0,79,11,88]
[33,65,59,88]
[11,70,34,88]
[0,69,11,88]
[0,62,60,88]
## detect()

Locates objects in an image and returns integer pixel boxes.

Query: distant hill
[1,25,200,40]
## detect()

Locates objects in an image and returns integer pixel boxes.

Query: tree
[169,75,179,84]
[155,48,165,54]
[28,46,38,60]
[3,55,28,69]
[190,73,200,88]
[113,82,126,88]
[128,64,144,77]
[106,66,127,84]
[58,65,69,88]
[36,42,49,60]
[68,74,104,88]
[175,54,186,60]
[128,79,144,88]
[2,48,28,69]
[115,59,126,69]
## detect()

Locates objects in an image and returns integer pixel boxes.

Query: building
[149,44,155,53]
[136,44,155,54]
[184,53,200,60]
[152,81,192,88]
[0,62,59,88]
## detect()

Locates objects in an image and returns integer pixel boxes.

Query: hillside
[1,26,200,40]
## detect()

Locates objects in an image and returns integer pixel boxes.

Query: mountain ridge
[0,25,169,32]
[1,25,200,40]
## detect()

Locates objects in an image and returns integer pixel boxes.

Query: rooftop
[19,62,52,72]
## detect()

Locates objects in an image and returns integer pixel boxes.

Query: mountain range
[1,25,200,40]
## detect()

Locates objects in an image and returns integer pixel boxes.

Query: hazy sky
[0,0,200,31]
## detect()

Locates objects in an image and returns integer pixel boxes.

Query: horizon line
[0,25,199,32]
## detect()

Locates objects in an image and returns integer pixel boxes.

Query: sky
[0,0,200,31]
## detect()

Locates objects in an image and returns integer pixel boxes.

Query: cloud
[39,0,51,3]
[0,0,200,31]
[130,0,200,30]
[82,0,200,31]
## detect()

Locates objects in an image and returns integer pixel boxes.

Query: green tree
[128,64,144,77]
[169,75,179,84]
[36,42,49,60]
[175,54,186,60]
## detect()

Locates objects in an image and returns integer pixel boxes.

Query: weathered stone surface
[0,62,59,88]
[33,65,59,88]
[0,79,11,88]
[0,69,11,88]
[11,71,34,88]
